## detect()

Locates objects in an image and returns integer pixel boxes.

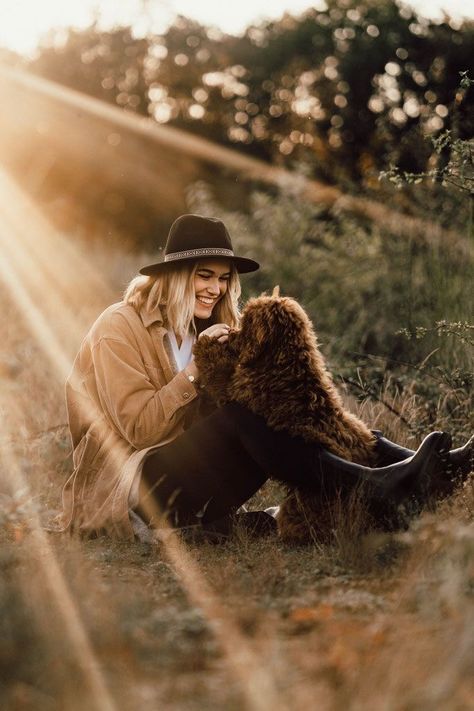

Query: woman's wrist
[184,361,199,383]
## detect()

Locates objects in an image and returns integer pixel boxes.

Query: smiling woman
[60,213,259,538]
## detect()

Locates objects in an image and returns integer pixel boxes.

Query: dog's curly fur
[193,294,378,542]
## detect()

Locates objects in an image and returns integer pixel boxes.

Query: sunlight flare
[0,166,114,374]
[0,232,73,380]
[0,424,118,711]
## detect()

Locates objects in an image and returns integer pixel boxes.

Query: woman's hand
[198,323,230,343]
[185,324,230,383]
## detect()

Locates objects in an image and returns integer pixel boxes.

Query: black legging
[137,403,411,528]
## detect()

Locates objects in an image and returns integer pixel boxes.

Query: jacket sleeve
[91,336,198,449]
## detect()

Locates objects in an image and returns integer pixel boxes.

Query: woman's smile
[196,295,216,306]
[193,259,231,318]
[194,293,218,317]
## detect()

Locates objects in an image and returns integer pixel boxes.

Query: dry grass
[1,204,473,710]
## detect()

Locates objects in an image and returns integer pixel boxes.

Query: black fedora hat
[139,214,260,276]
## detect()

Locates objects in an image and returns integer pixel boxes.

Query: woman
[62,214,472,540]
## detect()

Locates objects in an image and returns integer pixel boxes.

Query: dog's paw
[193,337,237,404]
[193,335,223,361]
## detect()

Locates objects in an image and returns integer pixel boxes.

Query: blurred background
[0,0,472,435]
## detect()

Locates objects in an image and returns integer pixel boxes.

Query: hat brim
[139,254,260,276]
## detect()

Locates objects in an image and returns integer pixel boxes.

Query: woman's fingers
[199,323,230,340]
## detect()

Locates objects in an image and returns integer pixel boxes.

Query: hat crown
[166,214,233,255]
[138,213,260,275]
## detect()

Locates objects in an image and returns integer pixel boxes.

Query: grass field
[0,171,473,710]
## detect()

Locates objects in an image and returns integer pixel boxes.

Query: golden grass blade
[0,434,118,711]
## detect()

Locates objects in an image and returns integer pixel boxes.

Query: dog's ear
[238,295,309,363]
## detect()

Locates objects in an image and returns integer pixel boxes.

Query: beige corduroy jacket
[61,301,199,539]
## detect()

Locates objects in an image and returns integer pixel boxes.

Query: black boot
[312,431,452,503]
[137,402,455,537]
[372,430,415,465]
[447,435,474,478]
[373,430,473,492]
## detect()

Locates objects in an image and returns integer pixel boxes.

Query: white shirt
[167,330,195,372]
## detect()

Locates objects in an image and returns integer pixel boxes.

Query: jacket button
[183,392,190,399]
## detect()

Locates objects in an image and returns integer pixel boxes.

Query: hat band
[164,247,234,262]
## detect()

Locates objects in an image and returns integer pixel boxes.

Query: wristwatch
[184,368,196,383]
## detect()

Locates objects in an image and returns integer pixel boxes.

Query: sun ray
[0,165,287,707]
[0,167,114,310]
[0,424,118,711]
[0,230,73,380]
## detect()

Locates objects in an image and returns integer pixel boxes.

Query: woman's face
[193,259,232,319]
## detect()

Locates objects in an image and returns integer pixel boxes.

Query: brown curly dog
[193,291,379,543]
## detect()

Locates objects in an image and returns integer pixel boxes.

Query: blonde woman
[61,214,472,541]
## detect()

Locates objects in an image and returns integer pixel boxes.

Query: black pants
[138,403,409,528]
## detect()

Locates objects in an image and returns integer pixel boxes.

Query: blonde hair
[124,260,241,337]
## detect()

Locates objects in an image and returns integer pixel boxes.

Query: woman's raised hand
[187,324,230,383]
[198,323,231,343]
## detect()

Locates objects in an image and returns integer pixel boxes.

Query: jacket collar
[140,303,165,329]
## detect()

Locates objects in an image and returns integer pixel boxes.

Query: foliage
[373,72,473,438]
[397,320,474,347]
[380,72,474,200]
[31,26,150,115]
[28,0,474,184]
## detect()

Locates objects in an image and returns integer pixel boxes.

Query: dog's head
[234,294,317,365]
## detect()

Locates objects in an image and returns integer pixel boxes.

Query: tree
[29,1,474,184]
